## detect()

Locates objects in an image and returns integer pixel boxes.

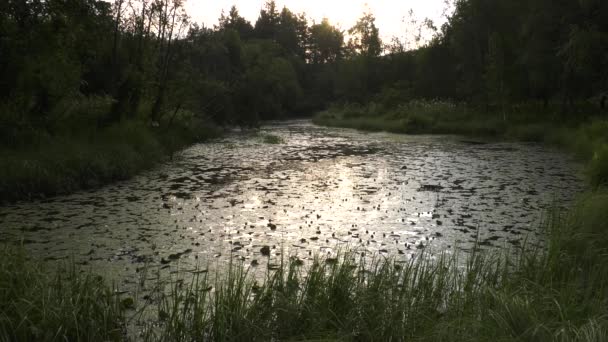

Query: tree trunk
[150,3,178,122]
[166,104,182,132]
[111,0,123,80]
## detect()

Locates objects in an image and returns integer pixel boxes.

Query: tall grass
[314,100,608,188]
[2,191,608,340]
[133,191,608,341]
[0,246,124,341]
[313,100,572,138]
[0,115,221,203]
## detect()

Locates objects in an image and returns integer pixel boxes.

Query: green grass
[3,97,608,340]
[0,246,124,341]
[314,101,608,188]
[139,190,608,341]
[258,133,285,144]
[313,101,572,138]
[3,190,608,341]
[0,119,221,203]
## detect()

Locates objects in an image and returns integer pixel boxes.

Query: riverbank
[2,119,606,341]
[0,120,221,203]
[2,189,608,341]
[314,101,608,187]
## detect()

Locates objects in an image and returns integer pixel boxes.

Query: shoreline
[0,121,222,204]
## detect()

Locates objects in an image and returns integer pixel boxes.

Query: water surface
[0,121,582,285]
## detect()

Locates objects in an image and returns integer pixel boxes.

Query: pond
[0,120,582,287]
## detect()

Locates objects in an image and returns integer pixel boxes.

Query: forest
[2,0,607,200]
[2,1,608,341]
[2,0,607,129]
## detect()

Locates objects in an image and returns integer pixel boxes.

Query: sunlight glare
[186,0,449,39]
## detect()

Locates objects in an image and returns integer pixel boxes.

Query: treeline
[336,0,608,115]
[1,0,607,148]
[0,0,375,147]
[409,0,608,110]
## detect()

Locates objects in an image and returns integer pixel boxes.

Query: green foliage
[258,133,284,144]
[316,99,505,136]
[138,190,608,341]
[309,18,345,64]
[0,119,220,203]
[2,0,607,199]
[3,189,608,341]
[0,246,124,341]
[254,0,280,40]
[348,11,382,57]
[589,144,608,187]
[219,6,254,40]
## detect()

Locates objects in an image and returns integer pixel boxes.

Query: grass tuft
[0,246,124,341]
[258,133,285,144]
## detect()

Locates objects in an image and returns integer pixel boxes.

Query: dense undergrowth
[2,190,608,341]
[0,98,221,203]
[313,100,596,138]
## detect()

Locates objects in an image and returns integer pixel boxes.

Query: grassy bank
[313,101,602,139]
[4,101,608,341]
[3,190,608,341]
[0,246,124,341]
[147,193,608,341]
[0,118,221,203]
[314,101,608,187]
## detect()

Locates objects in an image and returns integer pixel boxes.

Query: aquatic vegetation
[315,101,608,187]
[142,191,608,341]
[258,133,285,144]
[1,123,579,281]
[5,190,608,341]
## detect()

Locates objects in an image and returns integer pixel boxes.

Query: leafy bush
[48,95,115,137]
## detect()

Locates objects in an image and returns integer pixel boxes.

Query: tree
[276,7,307,57]
[309,18,344,64]
[485,32,508,119]
[348,11,382,57]
[254,0,279,40]
[218,5,253,39]
[149,0,190,123]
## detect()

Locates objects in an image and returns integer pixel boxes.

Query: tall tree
[218,5,253,39]
[276,7,302,56]
[254,0,279,40]
[149,0,190,123]
[348,11,382,57]
[309,18,344,64]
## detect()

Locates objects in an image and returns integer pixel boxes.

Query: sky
[185,1,451,41]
